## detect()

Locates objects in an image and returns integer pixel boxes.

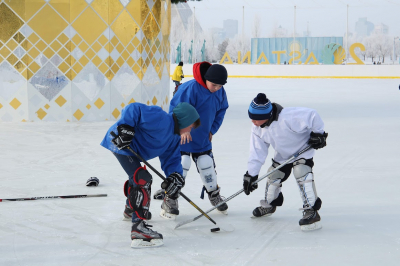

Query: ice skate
[299,209,322,231]
[123,205,133,221]
[130,220,163,248]
[208,187,228,214]
[160,195,179,220]
[252,206,276,218]
[123,205,151,221]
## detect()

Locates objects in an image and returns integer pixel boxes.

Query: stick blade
[174,219,193,229]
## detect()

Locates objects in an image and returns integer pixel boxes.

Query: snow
[1,78,400,265]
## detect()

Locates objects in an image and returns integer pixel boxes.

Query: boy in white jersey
[243,93,328,231]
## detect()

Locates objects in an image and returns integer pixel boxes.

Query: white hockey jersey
[247,106,325,176]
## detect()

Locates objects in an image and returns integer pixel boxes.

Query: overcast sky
[186,0,400,37]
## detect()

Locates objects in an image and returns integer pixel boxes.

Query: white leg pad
[261,164,284,207]
[260,179,281,207]
[293,162,317,209]
[181,154,191,179]
[196,155,217,192]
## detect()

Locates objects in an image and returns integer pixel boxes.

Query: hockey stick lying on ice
[110,132,229,232]
[0,194,107,202]
[175,145,312,229]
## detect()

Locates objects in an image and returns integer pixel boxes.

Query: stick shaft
[0,194,107,202]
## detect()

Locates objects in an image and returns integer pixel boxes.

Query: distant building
[355,17,374,36]
[273,25,288,37]
[223,19,238,39]
[373,23,389,35]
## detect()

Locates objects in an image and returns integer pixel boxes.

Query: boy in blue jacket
[101,102,200,248]
[156,62,229,219]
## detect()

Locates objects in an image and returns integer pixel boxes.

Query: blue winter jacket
[169,62,229,153]
[100,103,183,176]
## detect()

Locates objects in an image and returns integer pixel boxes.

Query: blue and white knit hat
[248,93,273,120]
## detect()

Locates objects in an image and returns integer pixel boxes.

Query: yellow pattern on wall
[0,0,171,122]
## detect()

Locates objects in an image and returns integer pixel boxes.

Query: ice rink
[1,78,400,266]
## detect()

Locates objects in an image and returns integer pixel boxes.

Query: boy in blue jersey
[101,102,200,248]
[156,62,229,218]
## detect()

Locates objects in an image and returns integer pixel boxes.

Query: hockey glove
[308,131,328,150]
[112,124,135,150]
[86,177,99,186]
[243,172,258,195]
[161,172,185,199]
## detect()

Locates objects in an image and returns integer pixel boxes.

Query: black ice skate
[123,205,134,221]
[123,205,151,221]
[208,187,228,214]
[299,209,322,231]
[131,220,163,248]
[160,195,179,220]
[252,206,276,217]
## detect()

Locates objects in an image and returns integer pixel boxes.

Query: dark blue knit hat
[204,64,228,85]
[248,93,273,120]
[173,102,200,129]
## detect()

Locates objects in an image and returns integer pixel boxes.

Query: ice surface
[1,78,400,265]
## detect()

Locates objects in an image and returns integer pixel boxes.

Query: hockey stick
[111,132,225,232]
[175,145,312,229]
[0,194,107,202]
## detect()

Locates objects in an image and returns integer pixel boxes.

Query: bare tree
[364,36,377,63]
[218,39,229,59]
[202,30,220,63]
[226,34,251,63]
[395,38,400,62]
[369,34,392,63]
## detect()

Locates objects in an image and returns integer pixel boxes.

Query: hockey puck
[210,227,220,232]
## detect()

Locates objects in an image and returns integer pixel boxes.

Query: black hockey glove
[112,124,135,150]
[308,131,328,150]
[243,172,258,195]
[86,177,99,187]
[161,172,185,199]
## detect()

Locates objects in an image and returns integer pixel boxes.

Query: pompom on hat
[173,102,200,129]
[248,93,273,120]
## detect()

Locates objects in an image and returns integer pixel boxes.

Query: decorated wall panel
[0,0,171,122]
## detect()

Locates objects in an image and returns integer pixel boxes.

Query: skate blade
[301,221,322,231]
[160,209,177,220]
[217,209,228,215]
[131,239,163,248]
[122,216,131,221]
[251,213,273,219]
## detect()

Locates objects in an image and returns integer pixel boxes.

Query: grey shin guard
[293,159,321,210]
[260,163,285,208]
